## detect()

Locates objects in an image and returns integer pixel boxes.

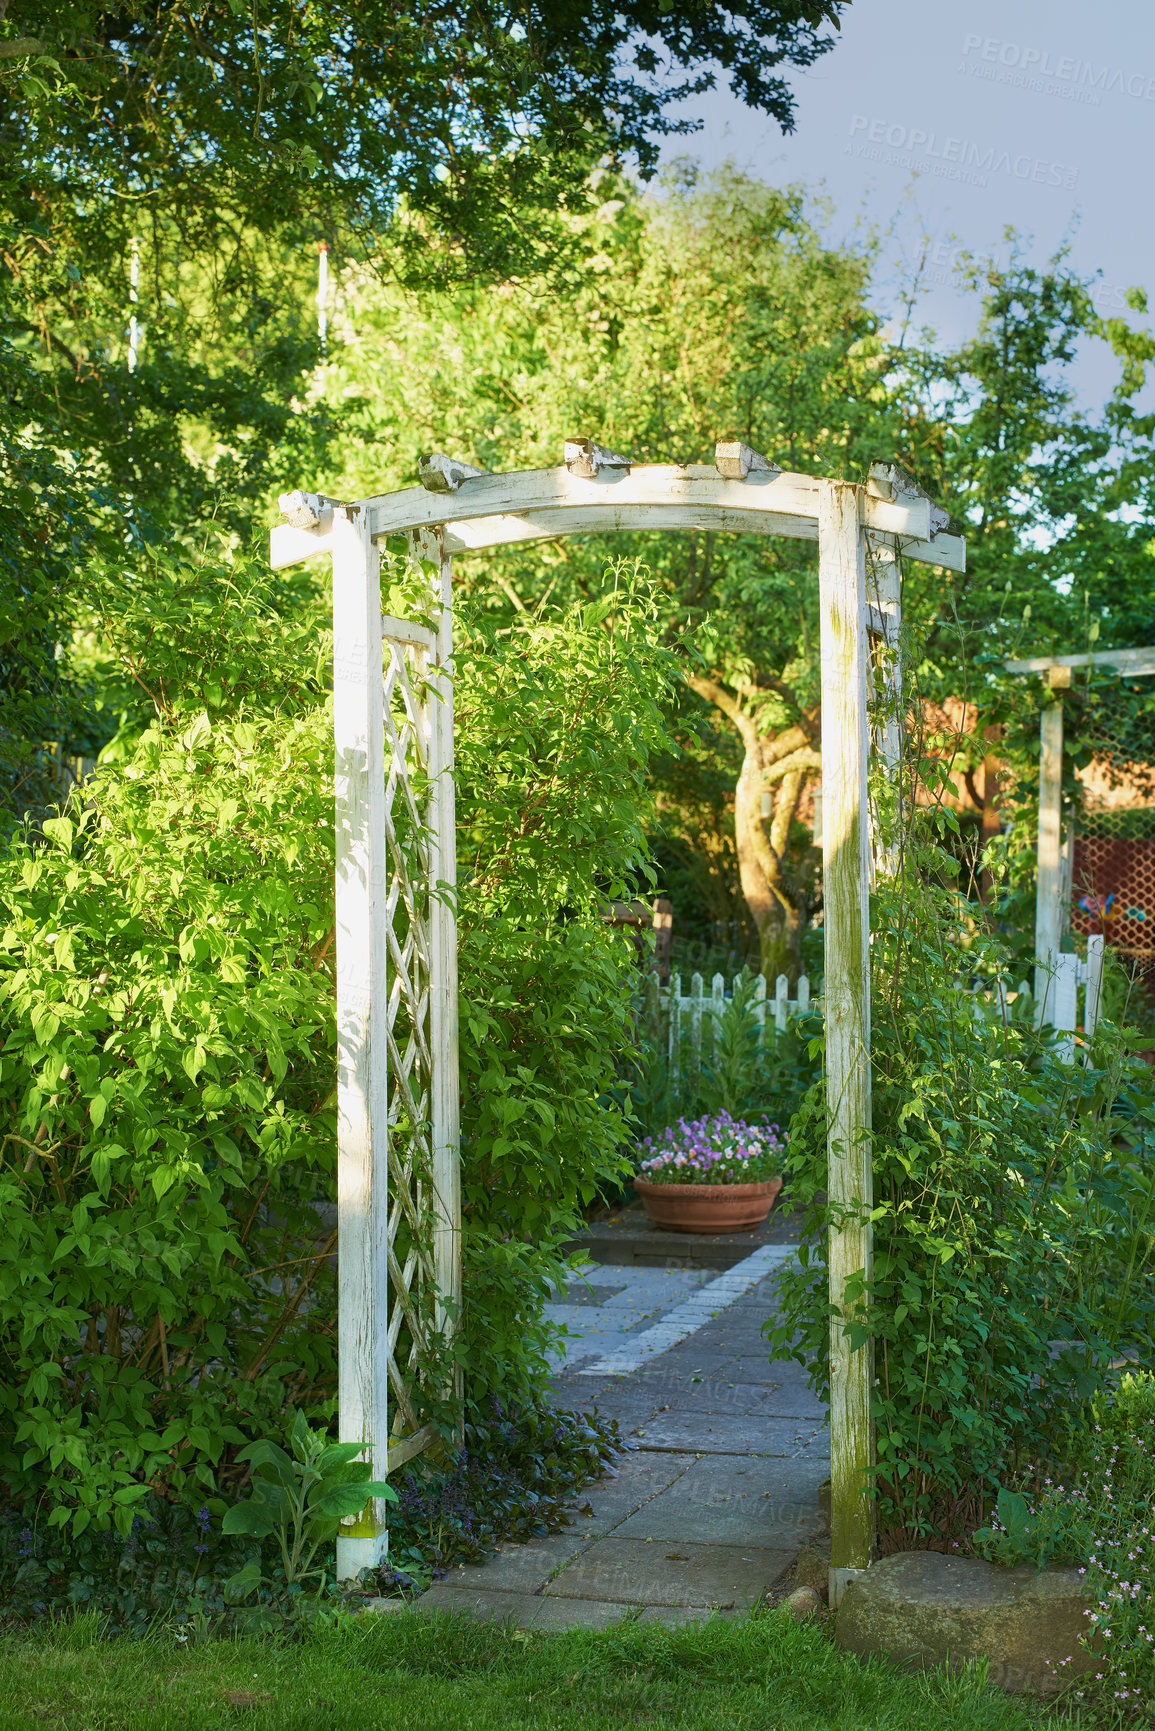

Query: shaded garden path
[411,1239,829,1626]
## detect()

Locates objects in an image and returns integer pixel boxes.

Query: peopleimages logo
[961,34,1155,104]
[846,117,1078,192]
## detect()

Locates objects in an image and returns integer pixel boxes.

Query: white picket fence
[975,933,1105,1061]
[644,970,815,1075]
[645,934,1105,1073]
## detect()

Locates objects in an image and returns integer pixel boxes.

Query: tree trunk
[688,675,820,980]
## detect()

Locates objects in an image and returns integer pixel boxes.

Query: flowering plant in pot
[632,1111,786,1233]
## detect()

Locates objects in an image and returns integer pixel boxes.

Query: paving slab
[759,1391,827,1421]
[615,1376,776,1417]
[623,1349,739,1381]
[434,1531,590,1596]
[726,1353,807,1384]
[416,1585,544,1626]
[613,1454,828,1548]
[530,1597,642,1630]
[563,1201,805,1271]
[629,1410,827,1455]
[544,1537,795,1608]
[559,1449,697,1537]
[638,1605,739,1626]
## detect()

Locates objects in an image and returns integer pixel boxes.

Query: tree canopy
[1,0,846,286]
[305,170,1155,969]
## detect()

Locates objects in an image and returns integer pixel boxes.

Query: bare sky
[661,0,1154,408]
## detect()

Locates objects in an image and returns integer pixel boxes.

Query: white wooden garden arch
[270,441,966,1598]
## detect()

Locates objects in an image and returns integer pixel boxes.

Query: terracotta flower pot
[632,1174,783,1234]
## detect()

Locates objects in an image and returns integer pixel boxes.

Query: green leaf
[316,1441,372,1475]
[224,1560,264,1602]
[41,817,74,852]
[312,1480,397,1520]
[242,1438,295,1481]
[221,1502,276,1538]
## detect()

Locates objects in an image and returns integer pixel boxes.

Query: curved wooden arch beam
[272,465,966,572]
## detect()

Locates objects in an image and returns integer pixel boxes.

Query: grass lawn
[0,1606,1088,1731]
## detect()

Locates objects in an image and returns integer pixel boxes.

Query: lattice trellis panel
[1072,682,1155,985]
[380,629,440,1438]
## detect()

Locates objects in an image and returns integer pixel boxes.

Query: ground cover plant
[0,1400,621,1632]
[974,1372,1155,1712]
[0,1604,1086,1731]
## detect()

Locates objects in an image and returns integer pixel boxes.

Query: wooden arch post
[819,483,874,1596]
[271,450,964,1584]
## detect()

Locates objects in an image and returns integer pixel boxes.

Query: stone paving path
[413,1243,830,1627]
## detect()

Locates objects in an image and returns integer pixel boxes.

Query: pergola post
[819,481,875,1602]
[1034,693,1065,1024]
[331,503,392,1578]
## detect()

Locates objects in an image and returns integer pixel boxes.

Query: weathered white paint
[867,540,903,879]
[867,524,965,575]
[267,451,966,1589]
[332,504,392,1580]
[380,614,436,651]
[407,527,462,1400]
[867,460,951,538]
[819,481,874,1603]
[714,439,781,479]
[441,502,822,554]
[271,468,965,573]
[386,1422,437,1474]
[564,438,632,477]
[442,509,963,568]
[278,489,334,530]
[1051,951,1079,1061]
[364,465,932,542]
[1034,702,1065,1022]
[419,453,490,492]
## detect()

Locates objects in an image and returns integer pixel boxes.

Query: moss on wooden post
[819,481,875,1601]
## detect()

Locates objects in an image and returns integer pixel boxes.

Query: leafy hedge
[0,548,676,1532]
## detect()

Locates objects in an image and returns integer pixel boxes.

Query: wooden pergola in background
[1005,646,1155,1046]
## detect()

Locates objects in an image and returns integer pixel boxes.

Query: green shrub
[0,641,338,1533]
[0,547,677,1530]
[768,865,1155,1547]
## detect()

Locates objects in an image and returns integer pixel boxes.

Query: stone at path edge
[835,1551,1097,1697]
